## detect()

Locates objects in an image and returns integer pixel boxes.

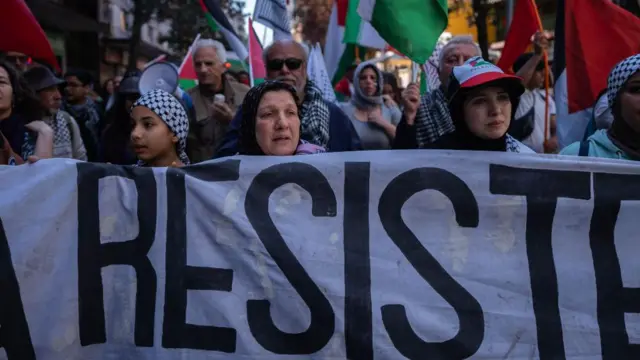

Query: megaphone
[139,61,194,115]
[139,61,185,98]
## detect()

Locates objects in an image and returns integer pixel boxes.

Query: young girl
[130,89,190,167]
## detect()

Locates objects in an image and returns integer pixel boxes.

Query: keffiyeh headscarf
[299,80,331,148]
[131,89,190,166]
[239,81,300,155]
[606,54,640,159]
[350,61,383,111]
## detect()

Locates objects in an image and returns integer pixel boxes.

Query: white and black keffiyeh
[607,54,640,108]
[299,80,331,148]
[132,89,190,166]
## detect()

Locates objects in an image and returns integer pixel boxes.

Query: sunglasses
[266,58,303,71]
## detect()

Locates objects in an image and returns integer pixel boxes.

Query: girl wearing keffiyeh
[238,81,325,156]
[561,54,640,160]
[130,89,190,167]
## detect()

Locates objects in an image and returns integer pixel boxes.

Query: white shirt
[515,89,556,153]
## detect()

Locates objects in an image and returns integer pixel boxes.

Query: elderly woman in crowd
[426,57,533,153]
[130,89,190,167]
[238,81,324,156]
[0,61,53,165]
[561,54,640,160]
[339,61,401,150]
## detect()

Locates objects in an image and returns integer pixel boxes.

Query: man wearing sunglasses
[215,40,361,157]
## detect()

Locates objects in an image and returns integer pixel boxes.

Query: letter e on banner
[76,163,158,347]
[591,173,640,359]
[163,160,241,352]
[245,162,337,354]
[379,168,484,360]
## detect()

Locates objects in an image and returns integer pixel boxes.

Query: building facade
[26,0,102,77]
[99,0,173,83]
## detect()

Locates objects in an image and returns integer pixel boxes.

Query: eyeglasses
[266,58,303,71]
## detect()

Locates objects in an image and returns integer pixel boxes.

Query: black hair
[0,60,46,122]
[64,69,93,86]
[239,80,300,155]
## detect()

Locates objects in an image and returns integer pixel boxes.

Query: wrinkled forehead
[266,43,305,61]
[193,46,221,62]
[442,43,479,60]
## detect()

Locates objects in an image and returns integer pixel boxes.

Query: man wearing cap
[512,32,557,153]
[23,66,87,160]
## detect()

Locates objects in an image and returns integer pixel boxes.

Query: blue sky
[243,0,274,45]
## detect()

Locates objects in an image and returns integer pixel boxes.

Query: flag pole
[178,33,201,74]
[529,0,550,147]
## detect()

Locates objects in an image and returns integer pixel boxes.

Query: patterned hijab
[239,81,300,155]
[606,54,640,159]
[350,61,384,110]
[131,89,190,166]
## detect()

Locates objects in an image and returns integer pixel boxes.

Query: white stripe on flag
[253,0,291,39]
[356,0,375,21]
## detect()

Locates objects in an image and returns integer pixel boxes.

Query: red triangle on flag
[249,18,266,85]
[336,0,349,27]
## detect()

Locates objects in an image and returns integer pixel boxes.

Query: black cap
[23,66,65,92]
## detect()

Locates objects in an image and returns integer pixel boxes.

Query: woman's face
[463,86,512,140]
[0,66,14,116]
[359,67,378,97]
[105,80,115,95]
[255,90,300,155]
[619,72,640,132]
[130,106,178,163]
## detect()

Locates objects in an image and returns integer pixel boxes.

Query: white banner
[1,151,640,360]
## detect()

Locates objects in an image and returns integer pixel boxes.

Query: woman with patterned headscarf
[338,61,402,150]
[561,54,640,160]
[130,89,190,167]
[238,81,325,156]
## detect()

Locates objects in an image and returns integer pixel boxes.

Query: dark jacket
[214,100,362,158]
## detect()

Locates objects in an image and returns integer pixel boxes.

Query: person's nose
[130,124,142,140]
[487,98,500,115]
[274,112,290,130]
[196,63,208,73]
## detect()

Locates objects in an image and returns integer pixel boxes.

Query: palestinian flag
[324,0,366,85]
[553,0,640,146]
[248,18,266,86]
[358,0,448,64]
[343,0,386,50]
[178,35,201,90]
[497,0,540,72]
[199,0,248,62]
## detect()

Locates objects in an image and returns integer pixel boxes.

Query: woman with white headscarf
[130,89,190,167]
[339,61,402,150]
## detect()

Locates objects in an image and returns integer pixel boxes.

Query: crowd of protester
[1,31,638,168]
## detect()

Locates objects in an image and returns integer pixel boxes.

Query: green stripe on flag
[420,69,428,94]
[331,43,366,85]
[205,12,220,32]
[362,0,448,63]
[179,79,198,91]
[344,0,363,44]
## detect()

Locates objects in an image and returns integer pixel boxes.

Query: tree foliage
[127,0,246,69]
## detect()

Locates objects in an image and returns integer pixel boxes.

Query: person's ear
[171,134,179,144]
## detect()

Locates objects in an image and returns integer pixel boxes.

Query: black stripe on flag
[202,0,242,38]
[552,0,565,82]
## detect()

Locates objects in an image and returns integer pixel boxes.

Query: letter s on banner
[76,163,158,347]
[378,168,484,360]
[245,162,337,354]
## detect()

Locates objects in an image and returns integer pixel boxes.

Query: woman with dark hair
[100,70,141,164]
[561,54,640,159]
[0,61,53,164]
[238,81,325,155]
[424,57,532,153]
[382,72,402,108]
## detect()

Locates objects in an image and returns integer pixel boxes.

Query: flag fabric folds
[343,0,386,50]
[178,35,201,91]
[496,0,539,72]
[199,0,249,62]
[248,18,266,86]
[308,43,337,103]
[253,0,292,40]
[324,0,365,85]
[1,0,59,70]
[357,0,448,64]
